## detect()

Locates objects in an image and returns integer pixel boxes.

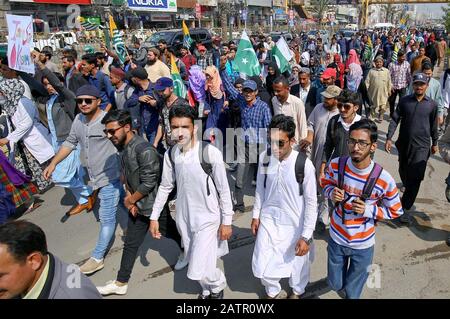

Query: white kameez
[151,141,234,292]
[252,150,318,295]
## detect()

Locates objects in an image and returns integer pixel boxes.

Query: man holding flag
[233,31,261,78]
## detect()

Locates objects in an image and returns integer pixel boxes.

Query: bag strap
[361,163,383,201]
[337,156,349,189]
[295,151,307,196]
[198,141,219,198]
[263,147,271,188]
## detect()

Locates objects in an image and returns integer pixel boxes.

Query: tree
[443,4,450,32]
[380,4,402,24]
[308,0,331,27]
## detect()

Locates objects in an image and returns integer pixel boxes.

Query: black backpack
[262,148,308,196]
[168,141,218,197]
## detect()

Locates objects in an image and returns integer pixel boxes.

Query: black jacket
[322,114,351,163]
[121,135,161,216]
[41,67,76,142]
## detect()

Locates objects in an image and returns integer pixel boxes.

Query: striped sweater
[321,157,403,249]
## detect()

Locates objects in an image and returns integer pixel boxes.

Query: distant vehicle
[308,30,330,44]
[270,32,293,43]
[345,24,358,31]
[34,32,78,54]
[338,29,357,40]
[143,28,213,52]
[373,23,395,29]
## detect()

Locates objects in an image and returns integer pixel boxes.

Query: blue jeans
[327,238,374,299]
[92,180,121,260]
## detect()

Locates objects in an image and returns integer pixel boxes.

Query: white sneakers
[97,280,128,296]
[174,253,189,271]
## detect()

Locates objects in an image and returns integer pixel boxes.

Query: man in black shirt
[386,73,439,223]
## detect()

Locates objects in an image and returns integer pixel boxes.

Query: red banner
[33,0,91,4]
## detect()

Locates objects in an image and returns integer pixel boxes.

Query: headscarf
[324,52,334,67]
[265,62,281,95]
[0,79,25,117]
[188,65,206,102]
[289,64,301,87]
[204,65,223,100]
[347,63,363,92]
[346,49,361,68]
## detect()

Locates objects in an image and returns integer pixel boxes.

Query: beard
[146,59,156,66]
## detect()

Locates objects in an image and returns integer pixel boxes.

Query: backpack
[168,141,218,197]
[262,148,307,196]
[336,156,383,224]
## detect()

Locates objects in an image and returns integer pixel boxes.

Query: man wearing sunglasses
[43,85,122,276]
[322,119,403,299]
[96,110,183,296]
[252,114,317,299]
[320,90,362,196]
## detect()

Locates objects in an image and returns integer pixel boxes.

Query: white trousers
[261,257,311,297]
[198,268,227,295]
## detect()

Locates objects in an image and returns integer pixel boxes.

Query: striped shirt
[388,60,411,90]
[321,157,403,250]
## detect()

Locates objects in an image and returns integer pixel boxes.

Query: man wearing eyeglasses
[252,114,317,299]
[43,85,122,276]
[322,119,403,299]
[386,73,439,224]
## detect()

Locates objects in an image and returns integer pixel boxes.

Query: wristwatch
[301,236,313,246]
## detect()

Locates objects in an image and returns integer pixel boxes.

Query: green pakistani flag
[233,31,261,77]
[272,37,293,74]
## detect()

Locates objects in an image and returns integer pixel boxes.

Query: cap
[374,55,384,62]
[198,45,207,52]
[321,85,342,99]
[413,73,429,84]
[130,67,148,80]
[63,45,72,51]
[242,80,257,91]
[110,67,126,80]
[84,45,94,54]
[76,84,101,98]
[154,77,174,91]
[322,68,337,79]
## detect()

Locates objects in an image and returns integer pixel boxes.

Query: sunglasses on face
[76,98,96,105]
[270,139,289,148]
[337,103,353,110]
[103,126,123,136]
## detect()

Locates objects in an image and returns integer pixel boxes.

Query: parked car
[270,32,293,43]
[143,28,213,52]
[34,31,78,54]
[338,29,357,41]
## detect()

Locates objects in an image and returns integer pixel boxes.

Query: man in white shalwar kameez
[252,114,318,299]
[150,105,233,299]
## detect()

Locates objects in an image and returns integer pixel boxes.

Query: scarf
[346,49,361,67]
[204,66,223,100]
[347,63,363,92]
[289,65,301,87]
[188,65,206,102]
[265,62,281,92]
[0,150,31,186]
[0,79,25,117]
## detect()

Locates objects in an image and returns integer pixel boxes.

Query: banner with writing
[6,14,34,75]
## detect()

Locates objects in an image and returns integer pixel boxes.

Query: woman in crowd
[0,79,54,193]
[265,62,281,97]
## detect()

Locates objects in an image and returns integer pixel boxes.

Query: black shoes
[198,289,224,299]
[210,290,224,299]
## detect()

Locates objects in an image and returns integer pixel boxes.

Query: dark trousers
[399,157,427,210]
[117,206,182,283]
[234,142,264,211]
[388,87,407,118]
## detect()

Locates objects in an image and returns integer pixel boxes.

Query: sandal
[23,201,42,215]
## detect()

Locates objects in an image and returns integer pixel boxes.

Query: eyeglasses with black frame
[269,138,289,148]
[337,102,353,110]
[347,138,371,150]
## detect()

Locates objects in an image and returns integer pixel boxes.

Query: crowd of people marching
[0,25,449,300]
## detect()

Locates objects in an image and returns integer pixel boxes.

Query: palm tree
[308,0,331,27]
[380,4,401,24]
